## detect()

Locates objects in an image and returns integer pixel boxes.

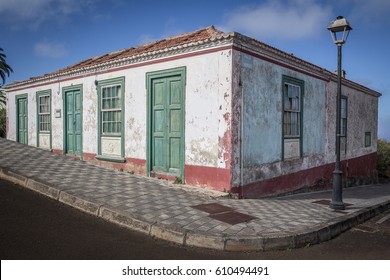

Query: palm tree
[0,48,12,108]
[0,47,13,86]
[0,88,6,108]
[0,89,5,107]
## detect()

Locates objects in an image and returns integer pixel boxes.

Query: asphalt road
[1,178,390,260]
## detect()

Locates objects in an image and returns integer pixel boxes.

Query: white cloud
[347,0,390,25]
[137,34,159,45]
[0,0,100,29]
[137,18,184,45]
[34,41,68,58]
[219,0,332,40]
[0,0,49,28]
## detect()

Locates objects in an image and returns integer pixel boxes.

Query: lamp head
[328,16,352,45]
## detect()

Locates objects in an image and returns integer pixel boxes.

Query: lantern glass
[328,16,352,45]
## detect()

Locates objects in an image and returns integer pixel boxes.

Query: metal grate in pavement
[191,203,233,214]
[209,211,257,225]
[312,199,353,207]
[192,203,257,225]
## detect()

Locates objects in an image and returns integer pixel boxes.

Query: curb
[1,167,389,252]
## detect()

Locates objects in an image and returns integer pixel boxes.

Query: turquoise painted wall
[241,53,326,169]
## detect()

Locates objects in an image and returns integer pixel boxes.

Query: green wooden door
[17,97,28,144]
[151,75,183,176]
[65,89,82,155]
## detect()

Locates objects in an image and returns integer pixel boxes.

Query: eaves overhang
[5,26,382,99]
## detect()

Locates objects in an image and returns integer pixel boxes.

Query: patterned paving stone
[1,137,390,250]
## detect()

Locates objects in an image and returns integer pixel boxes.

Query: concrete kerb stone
[316,224,332,243]
[150,223,188,245]
[0,168,28,187]
[291,227,320,249]
[99,206,153,235]
[1,162,390,252]
[59,192,101,216]
[313,200,390,245]
[26,179,60,200]
[185,231,226,250]
[224,235,264,251]
[261,231,295,251]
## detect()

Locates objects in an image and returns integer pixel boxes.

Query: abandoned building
[5,26,380,197]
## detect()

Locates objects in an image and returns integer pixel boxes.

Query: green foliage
[1,47,12,110]
[377,139,390,177]
[0,47,13,86]
[0,107,6,138]
[0,88,6,107]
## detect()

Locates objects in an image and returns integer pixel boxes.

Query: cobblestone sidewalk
[1,138,389,251]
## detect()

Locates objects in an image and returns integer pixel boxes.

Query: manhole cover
[210,211,257,225]
[312,199,353,207]
[191,203,257,225]
[312,199,331,205]
[191,203,233,214]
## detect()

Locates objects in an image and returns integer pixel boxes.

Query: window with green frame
[97,76,125,161]
[340,96,347,137]
[365,132,371,147]
[282,76,304,160]
[37,93,51,133]
[283,83,301,137]
[101,84,122,135]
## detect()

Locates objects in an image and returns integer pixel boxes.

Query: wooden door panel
[149,71,183,177]
[17,98,28,144]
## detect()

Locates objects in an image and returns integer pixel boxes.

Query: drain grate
[191,203,257,225]
[191,203,233,214]
[312,199,331,205]
[312,199,353,207]
[210,211,257,225]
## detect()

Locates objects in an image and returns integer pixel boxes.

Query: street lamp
[328,16,352,210]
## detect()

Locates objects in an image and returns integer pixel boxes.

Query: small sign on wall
[55,109,61,118]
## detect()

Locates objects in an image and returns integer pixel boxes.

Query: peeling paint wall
[325,80,378,161]
[6,94,16,141]
[230,49,243,187]
[5,42,378,195]
[6,49,233,189]
[233,49,379,196]
[239,52,327,188]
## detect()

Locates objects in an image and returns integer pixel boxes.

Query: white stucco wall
[325,80,378,161]
[6,48,233,170]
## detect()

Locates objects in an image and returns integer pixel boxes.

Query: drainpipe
[237,44,244,199]
[240,80,244,199]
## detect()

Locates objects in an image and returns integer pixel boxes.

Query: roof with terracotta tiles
[5,25,381,97]
[13,26,223,85]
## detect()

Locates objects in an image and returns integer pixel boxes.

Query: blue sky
[1,0,389,140]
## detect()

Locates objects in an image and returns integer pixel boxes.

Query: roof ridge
[6,26,225,87]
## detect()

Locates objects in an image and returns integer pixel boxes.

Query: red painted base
[184,165,231,192]
[49,149,378,198]
[233,152,378,198]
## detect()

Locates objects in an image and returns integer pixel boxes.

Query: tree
[0,48,12,137]
[0,107,5,138]
[0,88,5,108]
[0,47,13,86]
[378,139,390,178]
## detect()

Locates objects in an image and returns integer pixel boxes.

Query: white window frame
[283,83,301,138]
[101,84,122,136]
[38,94,50,133]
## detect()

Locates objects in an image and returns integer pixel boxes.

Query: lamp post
[328,16,352,210]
